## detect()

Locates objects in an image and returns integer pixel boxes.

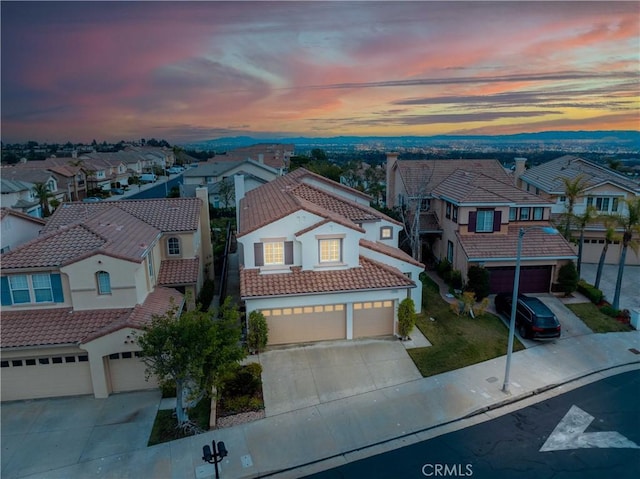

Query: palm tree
[594,216,618,290]
[575,205,597,275]
[32,182,52,217]
[612,198,640,310]
[67,159,84,201]
[559,174,589,239]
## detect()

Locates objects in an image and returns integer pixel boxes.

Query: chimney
[514,157,527,187]
[195,187,214,281]
[386,152,399,207]
[72,150,78,159]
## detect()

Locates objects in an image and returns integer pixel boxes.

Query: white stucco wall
[0,215,43,252]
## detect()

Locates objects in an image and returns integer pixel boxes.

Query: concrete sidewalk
[22,330,638,479]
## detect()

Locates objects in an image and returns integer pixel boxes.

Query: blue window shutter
[50,273,64,303]
[1,277,12,305]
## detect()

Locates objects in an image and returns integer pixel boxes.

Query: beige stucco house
[518,155,640,265]
[386,153,577,293]
[0,190,212,401]
[237,168,424,346]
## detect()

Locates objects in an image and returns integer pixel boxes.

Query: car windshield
[534,316,558,328]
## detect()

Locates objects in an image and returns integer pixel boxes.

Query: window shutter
[1,277,12,305]
[468,211,477,233]
[254,243,264,267]
[284,241,293,265]
[493,211,502,232]
[50,273,64,302]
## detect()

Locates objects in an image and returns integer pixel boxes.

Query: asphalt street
[304,370,640,479]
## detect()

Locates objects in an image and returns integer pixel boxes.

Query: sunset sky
[1,1,639,144]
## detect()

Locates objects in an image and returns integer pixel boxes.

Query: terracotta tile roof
[521,155,640,194]
[1,208,160,270]
[396,159,512,198]
[0,307,131,348]
[459,225,577,261]
[0,287,184,348]
[359,239,425,268]
[433,170,552,205]
[158,258,200,285]
[0,207,46,225]
[238,168,398,237]
[43,197,202,233]
[240,256,414,298]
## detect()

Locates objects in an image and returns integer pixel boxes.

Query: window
[447,240,454,263]
[380,226,393,240]
[452,205,458,223]
[476,210,494,232]
[509,208,517,221]
[319,238,341,263]
[560,196,566,202]
[612,197,619,212]
[8,275,30,304]
[533,207,543,220]
[595,197,610,212]
[32,274,53,302]
[420,198,430,210]
[520,207,530,220]
[167,237,181,256]
[445,202,452,219]
[1,246,10,254]
[96,271,111,295]
[264,242,284,265]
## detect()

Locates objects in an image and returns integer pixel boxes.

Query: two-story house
[0,168,62,216]
[237,168,424,346]
[0,208,46,253]
[518,155,640,265]
[386,154,576,293]
[0,190,213,401]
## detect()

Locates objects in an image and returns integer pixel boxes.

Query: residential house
[237,168,424,346]
[12,156,88,201]
[0,208,46,253]
[517,155,640,265]
[124,146,176,172]
[216,143,294,170]
[0,168,63,216]
[386,154,576,293]
[0,190,213,401]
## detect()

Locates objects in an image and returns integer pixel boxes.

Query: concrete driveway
[1,390,161,479]
[257,339,423,417]
[579,263,640,311]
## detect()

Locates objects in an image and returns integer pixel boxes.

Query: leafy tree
[218,178,235,208]
[137,297,245,428]
[67,159,85,201]
[612,198,640,309]
[559,174,589,239]
[466,265,490,300]
[557,262,579,296]
[247,310,269,353]
[32,182,52,217]
[397,298,416,340]
[310,148,327,162]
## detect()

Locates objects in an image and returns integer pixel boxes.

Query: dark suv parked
[494,293,561,340]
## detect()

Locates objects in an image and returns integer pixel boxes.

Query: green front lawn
[148,395,211,446]
[567,303,633,333]
[408,275,525,377]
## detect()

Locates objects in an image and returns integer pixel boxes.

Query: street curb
[258,361,640,479]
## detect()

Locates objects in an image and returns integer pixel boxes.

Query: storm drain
[486,376,498,383]
[629,348,640,355]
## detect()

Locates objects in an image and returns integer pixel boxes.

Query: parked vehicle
[82,197,102,203]
[110,188,125,195]
[140,173,157,184]
[167,166,185,174]
[494,293,561,340]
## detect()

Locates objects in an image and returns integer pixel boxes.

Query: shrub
[466,266,490,300]
[473,297,491,317]
[557,262,579,296]
[218,365,260,398]
[461,291,476,316]
[196,279,216,311]
[436,259,452,279]
[599,305,620,318]
[247,311,269,353]
[449,270,463,290]
[577,280,603,304]
[398,298,416,339]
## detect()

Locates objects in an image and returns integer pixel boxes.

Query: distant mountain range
[185,130,640,152]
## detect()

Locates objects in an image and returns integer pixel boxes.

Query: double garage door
[487,266,552,294]
[262,301,395,345]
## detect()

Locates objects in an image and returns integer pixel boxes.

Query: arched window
[167,237,181,256]
[96,271,111,295]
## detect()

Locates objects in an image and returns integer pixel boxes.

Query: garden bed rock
[215,410,265,429]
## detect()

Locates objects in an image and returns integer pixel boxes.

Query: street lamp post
[202,440,228,479]
[502,226,559,394]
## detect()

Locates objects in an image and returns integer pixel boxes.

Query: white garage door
[1,353,93,401]
[353,300,395,338]
[262,304,346,345]
[108,352,158,393]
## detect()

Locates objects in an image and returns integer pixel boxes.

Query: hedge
[577,280,603,304]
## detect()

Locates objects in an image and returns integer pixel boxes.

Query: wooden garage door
[108,352,158,393]
[488,266,552,294]
[353,300,395,338]
[262,304,346,345]
[0,353,92,401]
